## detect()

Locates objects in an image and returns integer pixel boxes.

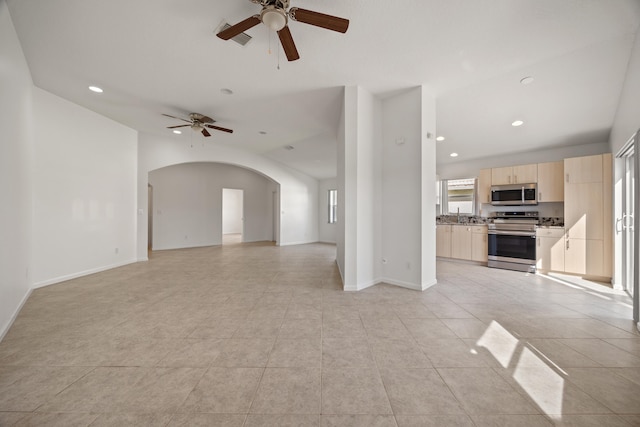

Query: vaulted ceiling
[7,0,640,179]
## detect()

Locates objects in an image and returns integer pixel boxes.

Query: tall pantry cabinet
[563,153,612,278]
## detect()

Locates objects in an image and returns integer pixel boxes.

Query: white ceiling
[6,0,640,179]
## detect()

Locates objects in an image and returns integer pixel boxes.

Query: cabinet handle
[566,239,569,250]
[538,192,542,201]
[508,175,511,184]
[515,175,518,183]
[566,173,569,183]
[537,238,540,247]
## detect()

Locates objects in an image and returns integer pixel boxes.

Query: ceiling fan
[217,0,349,61]
[162,113,234,137]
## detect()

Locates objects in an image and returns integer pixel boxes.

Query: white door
[617,130,639,326]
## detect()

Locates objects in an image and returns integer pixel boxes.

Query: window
[328,189,337,223]
[440,178,476,215]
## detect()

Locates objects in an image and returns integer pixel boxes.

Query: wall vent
[219,23,253,46]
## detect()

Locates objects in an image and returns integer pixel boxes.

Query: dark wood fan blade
[205,124,234,134]
[167,124,190,129]
[278,26,300,61]
[162,113,191,123]
[289,8,349,33]
[201,128,211,137]
[217,16,261,40]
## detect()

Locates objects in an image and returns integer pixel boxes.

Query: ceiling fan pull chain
[267,25,272,55]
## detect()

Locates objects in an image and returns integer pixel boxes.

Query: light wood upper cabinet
[513,164,537,184]
[491,164,537,185]
[565,154,603,184]
[478,169,492,204]
[537,161,564,202]
[491,166,513,185]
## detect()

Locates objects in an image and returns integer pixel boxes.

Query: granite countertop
[437,215,564,227]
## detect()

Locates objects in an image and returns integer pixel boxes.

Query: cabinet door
[564,238,604,276]
[436,225,451,257]
[565,182,603,240]
[451,226,472,260]
[536,235,564,272]
[513,164,537,184]
[471,231,488,262]
[565,154,603,184]
[478,169,492,205]
[491,166,513,185]
[537,161,564,202]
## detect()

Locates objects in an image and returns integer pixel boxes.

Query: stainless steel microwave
[490,183,537,206]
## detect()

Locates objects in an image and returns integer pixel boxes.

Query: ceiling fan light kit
[261,6,287,31]
[218,0,349,62]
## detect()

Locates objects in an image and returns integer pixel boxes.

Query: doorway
[148,184,153,251]
[616,130,639,326]
[222,188,243,245]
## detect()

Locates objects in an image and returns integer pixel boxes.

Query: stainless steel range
[488,211,539,272]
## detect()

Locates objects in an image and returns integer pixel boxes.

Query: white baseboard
[0,287,33,341]
[33,259,137,289]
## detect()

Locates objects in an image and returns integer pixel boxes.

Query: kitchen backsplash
[437,215,564,226]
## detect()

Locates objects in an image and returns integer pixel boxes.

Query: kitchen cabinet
[536,227,565,272]
[451,225,472,260]
[436,224,451,258]
[478,168,492,204]
[471,225,488,262]
[537,161,564,202]
[563,153,612,278]
[437,224,488,263]
[491,164,537,185]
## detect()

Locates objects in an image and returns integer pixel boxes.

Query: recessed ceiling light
[450,152,458,158]
[436,136,445,142]
[88,86,103,93]
[173,130,182,134]
[220,88,233,95]
[284,145,294,151]
[512,120,524,127]
[259,131,267,135]
[520,76,534,85]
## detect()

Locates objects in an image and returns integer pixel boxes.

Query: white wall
[318,178,338,243]
[338,86,437,291]
[0,0,33,338]
[339,86,382,291]
[32,88,138,287]
[610,28,640,155]
[137,132,318,260]
[420,87,438,290]
[222,188,244,235]
[381,89,422,287]
[149,163,275,249]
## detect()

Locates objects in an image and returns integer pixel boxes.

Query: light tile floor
[1,242,640,426]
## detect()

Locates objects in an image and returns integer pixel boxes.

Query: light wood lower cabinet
[536,228,565,272]
[437,224,487,262]
[451,226,472,260]
[436,225,451,258]
[471,226,488,262]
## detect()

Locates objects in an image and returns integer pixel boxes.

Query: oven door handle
[488,230,536,237]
